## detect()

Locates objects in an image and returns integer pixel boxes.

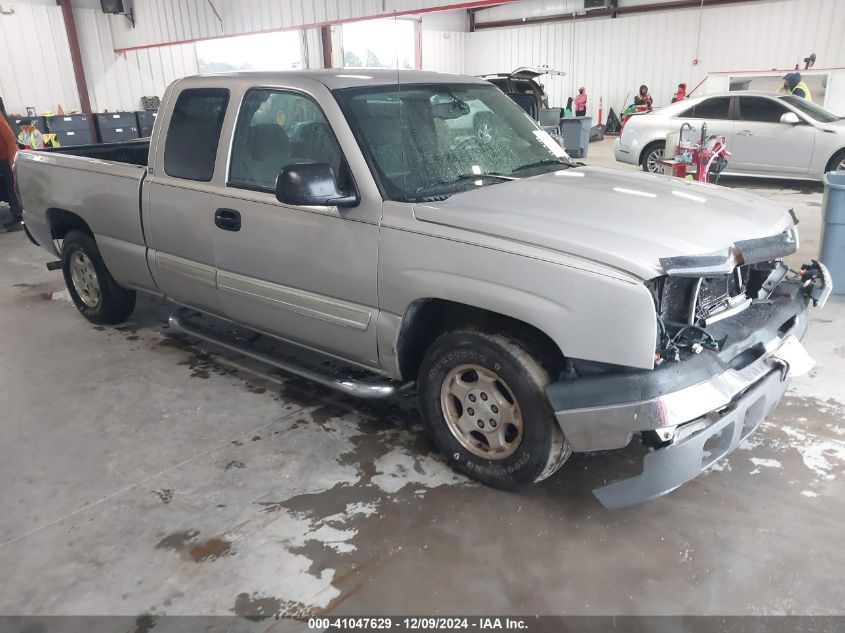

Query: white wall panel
[464,0,845,119]
[107,0,507,51]
[421,30,469,74]
[73,6,198,112]
[475,0,583,23]
[420,8,469,31]
[0,1,79,114]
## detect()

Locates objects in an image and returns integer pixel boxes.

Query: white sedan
[614,91,845,180]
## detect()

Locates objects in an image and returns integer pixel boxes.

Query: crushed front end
[546,229,832,509]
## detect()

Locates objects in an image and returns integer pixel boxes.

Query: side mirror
[780,112,801,125]
[275,163,358,208]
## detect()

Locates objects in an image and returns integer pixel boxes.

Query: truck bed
[42,139,150,167]
[15,146,151,291]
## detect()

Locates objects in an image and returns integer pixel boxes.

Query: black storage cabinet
[45,114,94,146]
[94,112,140,143]
[135,110,157,138]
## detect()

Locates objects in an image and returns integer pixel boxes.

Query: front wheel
[62,230,136,324]
[641,142,666,174]
[417,328,571,489]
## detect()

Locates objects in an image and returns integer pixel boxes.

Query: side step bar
[167,310,410,399]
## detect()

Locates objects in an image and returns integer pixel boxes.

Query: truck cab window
[228,89,343,192]
[163,88,229,181]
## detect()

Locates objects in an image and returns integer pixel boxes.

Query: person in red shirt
[0,115,23,231]
[672,83,687,103]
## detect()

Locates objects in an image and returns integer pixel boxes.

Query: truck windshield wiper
[410,172,515,199]
[509,158,573,175]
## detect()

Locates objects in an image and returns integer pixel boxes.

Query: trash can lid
[824,171,845,188]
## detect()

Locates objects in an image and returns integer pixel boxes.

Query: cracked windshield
[335,83,572,202]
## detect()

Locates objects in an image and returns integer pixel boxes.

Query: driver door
[212,87,381,367]
[730,96,815,175]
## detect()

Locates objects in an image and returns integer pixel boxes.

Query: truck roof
[186,69,486,90]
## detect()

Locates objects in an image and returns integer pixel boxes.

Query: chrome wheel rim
[69,251,100,308]
[646,147,665,174]
[837,157,845,172]
[440,364,524,460]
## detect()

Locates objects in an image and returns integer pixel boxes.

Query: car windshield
[779,95,841,123]
[334,83,573,202]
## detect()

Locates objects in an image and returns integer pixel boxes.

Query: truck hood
[413,166,793,279]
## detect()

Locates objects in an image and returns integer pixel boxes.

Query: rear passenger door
[674,96,736,149]
[731,96,815,174]
[213,87,381,367]
[144,86,230,315]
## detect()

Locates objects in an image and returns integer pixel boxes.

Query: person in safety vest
[783,72,812,101]
[17,118,44,149]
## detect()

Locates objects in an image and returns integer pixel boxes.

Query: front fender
[378,226,658,374]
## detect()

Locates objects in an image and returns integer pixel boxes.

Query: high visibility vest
[17,130,44,149]
[42,133,61,148]
[791,81,812,102]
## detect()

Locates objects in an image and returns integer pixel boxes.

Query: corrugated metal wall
[0,1,197,115]
[5,0,844,122]
[73,6,198,112]
[0,1,79,115]
[473,0,685,23]
[107,0,506,51]
[421,30,469,75]
[464,0,845,119]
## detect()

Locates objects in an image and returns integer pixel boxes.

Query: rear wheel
[417,328,570,489]
[641,142,666,174]
[826,149,845,174]
[61,230,136,324]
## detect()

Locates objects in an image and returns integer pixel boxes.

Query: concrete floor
[2,140,845,627]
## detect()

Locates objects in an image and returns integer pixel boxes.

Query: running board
[167,310,410,399]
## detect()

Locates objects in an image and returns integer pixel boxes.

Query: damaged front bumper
[546,274,828,509]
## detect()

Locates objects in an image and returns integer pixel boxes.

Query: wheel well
[396,299,566,382]
[825,148,845,173]
[639,140,665,165]
[46,208,93,241]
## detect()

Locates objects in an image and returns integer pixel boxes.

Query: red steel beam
[320,25,333,68]
[56,0,98,142]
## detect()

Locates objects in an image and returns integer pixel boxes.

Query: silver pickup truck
[15,70,832,508]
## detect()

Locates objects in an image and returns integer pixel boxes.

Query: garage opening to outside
[341,18,417,70]
[196,31,302,74]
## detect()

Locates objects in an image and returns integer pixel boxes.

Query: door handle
[214,208,241,232]
[736,130,754,136]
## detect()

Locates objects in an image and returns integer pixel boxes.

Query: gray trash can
[821,171,845,294]
[559,116,592,158]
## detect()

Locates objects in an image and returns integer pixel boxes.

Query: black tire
[641,141,666,174]
[826,149,845,174]
[417,328,571,489]
[61,230,136,325]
